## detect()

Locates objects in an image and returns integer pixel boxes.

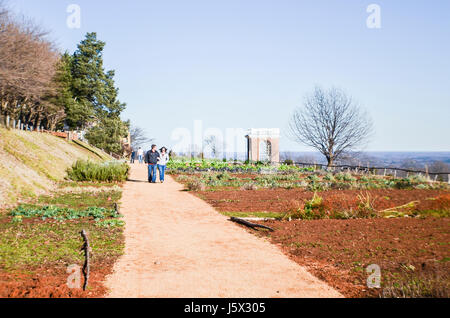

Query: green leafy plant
[67,160,129,182]
[10,205,121,221]
[95,219,125,228]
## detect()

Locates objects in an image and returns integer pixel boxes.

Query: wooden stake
[80,230,90,291]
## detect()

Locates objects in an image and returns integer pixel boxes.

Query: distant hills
[280,151,450,169]
[209,151,450,169]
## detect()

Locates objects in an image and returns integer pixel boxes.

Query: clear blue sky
[8,0,450,152]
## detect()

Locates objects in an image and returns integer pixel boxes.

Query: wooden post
[394,170,397,178]
[383,169,387,177]
[81,230,90,291]
[6,115,10,128]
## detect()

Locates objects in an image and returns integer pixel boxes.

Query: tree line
[0,5,128,155]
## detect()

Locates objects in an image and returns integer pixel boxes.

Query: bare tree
[288,86,373,167]
[335,152,382,167]
[130,125,153,150]
[0,3,58,129]
[400,159,424,171]
[429,161,449,174]
[204,135,220,158]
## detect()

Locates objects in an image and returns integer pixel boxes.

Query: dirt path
[105,165,342,298]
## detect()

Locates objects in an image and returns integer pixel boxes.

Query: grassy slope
[0,128,111,208]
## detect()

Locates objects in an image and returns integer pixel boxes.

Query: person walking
[137,147,144,164]
[130,150,136,164]
[145,145,160,183]
[157,147,169,183]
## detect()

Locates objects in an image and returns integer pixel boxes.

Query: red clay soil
[0,258,113,298]
[0,221,120,298]
[196,189,450,214]
[254,217,450,298]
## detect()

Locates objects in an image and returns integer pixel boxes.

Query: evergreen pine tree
[71,32,128,155]
[56,52,87,129]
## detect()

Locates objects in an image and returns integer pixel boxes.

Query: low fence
[1,115,124,160]
[290,161,450,183]
[1,115,80,141]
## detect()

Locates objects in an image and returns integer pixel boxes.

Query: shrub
[335,172,356,182]
[379,201,419,218]
[304,193,324,211]
[67,160,129,182]
[408,174,429,184]
[382,267,449,298]
[283,200,305,220]
[283,193,326,220]
[394,178,413,189]
[187,180,206,191]
[307,174,320,182]
[307,181,325,192]
[176,175,194,183]
[356,192,378,218]
[330,181,353,190]
[241,182,258,191]
[282,182,296,190]
[332,209,357,219]
[216,172,232,180]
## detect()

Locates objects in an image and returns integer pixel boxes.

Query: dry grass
[0,128,104,208]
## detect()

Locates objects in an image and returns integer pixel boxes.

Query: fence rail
[290,161,449,176]
[288,161,450,183]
